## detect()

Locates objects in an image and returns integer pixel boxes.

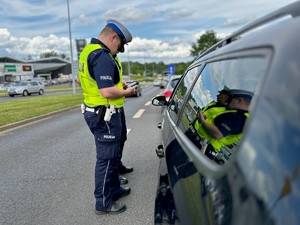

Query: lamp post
[67,0,76,95]
[143,49,146,76]
[127,49,130,79]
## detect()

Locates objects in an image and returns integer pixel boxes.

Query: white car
[163,75,182,101]
[8,81,44,97]
[153,77,168,89]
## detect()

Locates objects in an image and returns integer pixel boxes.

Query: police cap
[106,19,132,53]
[228,89,254,99]
[218,85,230,95]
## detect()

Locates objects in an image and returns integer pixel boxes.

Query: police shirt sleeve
[93,52,116,89]
[214,113,247,136]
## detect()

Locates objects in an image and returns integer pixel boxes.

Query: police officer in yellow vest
[78,19,136,215]
[196,89,253,163]
[186,86,230,149]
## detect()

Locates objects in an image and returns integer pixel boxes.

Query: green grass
[0,94,83,126]
[0,76,153,127]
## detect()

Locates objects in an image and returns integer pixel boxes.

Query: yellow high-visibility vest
[194,109,249,152]
[78,43,124,108]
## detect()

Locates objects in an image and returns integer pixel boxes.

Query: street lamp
[143,49,146,76]
[67,0,76,95]
[127,49,130,79]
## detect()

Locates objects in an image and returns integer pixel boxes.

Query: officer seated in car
[187,89,253,164]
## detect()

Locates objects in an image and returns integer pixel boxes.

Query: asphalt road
[0,85,164,225]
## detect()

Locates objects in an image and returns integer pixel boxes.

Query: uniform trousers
[84,109,122,210]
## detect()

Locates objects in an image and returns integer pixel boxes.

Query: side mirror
[152,96,168,106]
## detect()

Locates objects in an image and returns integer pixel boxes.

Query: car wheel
[9,94,15,97]
[23,90,28,96]
[39,89,44,95]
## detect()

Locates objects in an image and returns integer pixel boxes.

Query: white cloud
[221,16,257,28]
[0,28,11,43]
[77,14,91,26]
[102,6,155,23]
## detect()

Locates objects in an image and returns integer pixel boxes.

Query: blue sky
[0,0,296,63]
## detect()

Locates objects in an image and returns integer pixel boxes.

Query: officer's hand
[122,81,128,90]
[197,110,205,123]
[125,86,137,96]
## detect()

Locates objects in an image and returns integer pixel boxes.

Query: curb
[0,105,80,133]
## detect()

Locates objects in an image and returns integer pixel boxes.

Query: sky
[0,0,297,64]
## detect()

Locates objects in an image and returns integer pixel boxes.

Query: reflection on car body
[152,2,300,225]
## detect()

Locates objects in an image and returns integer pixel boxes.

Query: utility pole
[127,49,130,79]
[143,49,146,76]
[67,0,76,95]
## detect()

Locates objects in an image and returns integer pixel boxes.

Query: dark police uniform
[79,38,124,211]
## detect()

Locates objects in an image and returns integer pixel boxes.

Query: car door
[28,81,39,93]
[164,49,272,225]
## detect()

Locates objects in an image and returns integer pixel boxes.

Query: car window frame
[167,63,204,124]
[165,47,273,177]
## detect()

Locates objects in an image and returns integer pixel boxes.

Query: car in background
[123,76,142,97]
[51,79,58,85]
[163,75,182,101]
[154,77,168,89]
[8,80,44,97]
[151,2,300,225]
[153,79,161,87]
[0,82,16,91]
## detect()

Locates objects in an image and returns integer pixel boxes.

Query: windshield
[15,82,28,86]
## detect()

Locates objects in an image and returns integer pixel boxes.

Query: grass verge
[0,94,83,126]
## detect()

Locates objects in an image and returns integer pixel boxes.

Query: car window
[169,78,180,88]
[168,66,202,122]
[178,54,269,165]
[16,82,28,86]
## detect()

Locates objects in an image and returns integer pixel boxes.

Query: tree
[40,51,58,58]
[190,30,221,58]
[24,54,32,60]
[40,51,69,60]
[60,53,69,60]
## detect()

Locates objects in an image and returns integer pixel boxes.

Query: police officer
[78,19,137,214]
[196,89,253,162]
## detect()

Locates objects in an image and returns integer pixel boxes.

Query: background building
[0,56,73,83]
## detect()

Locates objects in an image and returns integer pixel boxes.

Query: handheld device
[127,81,138,87]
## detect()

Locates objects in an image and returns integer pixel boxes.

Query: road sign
[168,64,174,75]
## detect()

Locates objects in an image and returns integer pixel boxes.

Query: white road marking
[145,101,151,106]
[133,109,145,118]
[127,129,131,135]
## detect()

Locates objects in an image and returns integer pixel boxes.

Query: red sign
[22,65,32,71]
